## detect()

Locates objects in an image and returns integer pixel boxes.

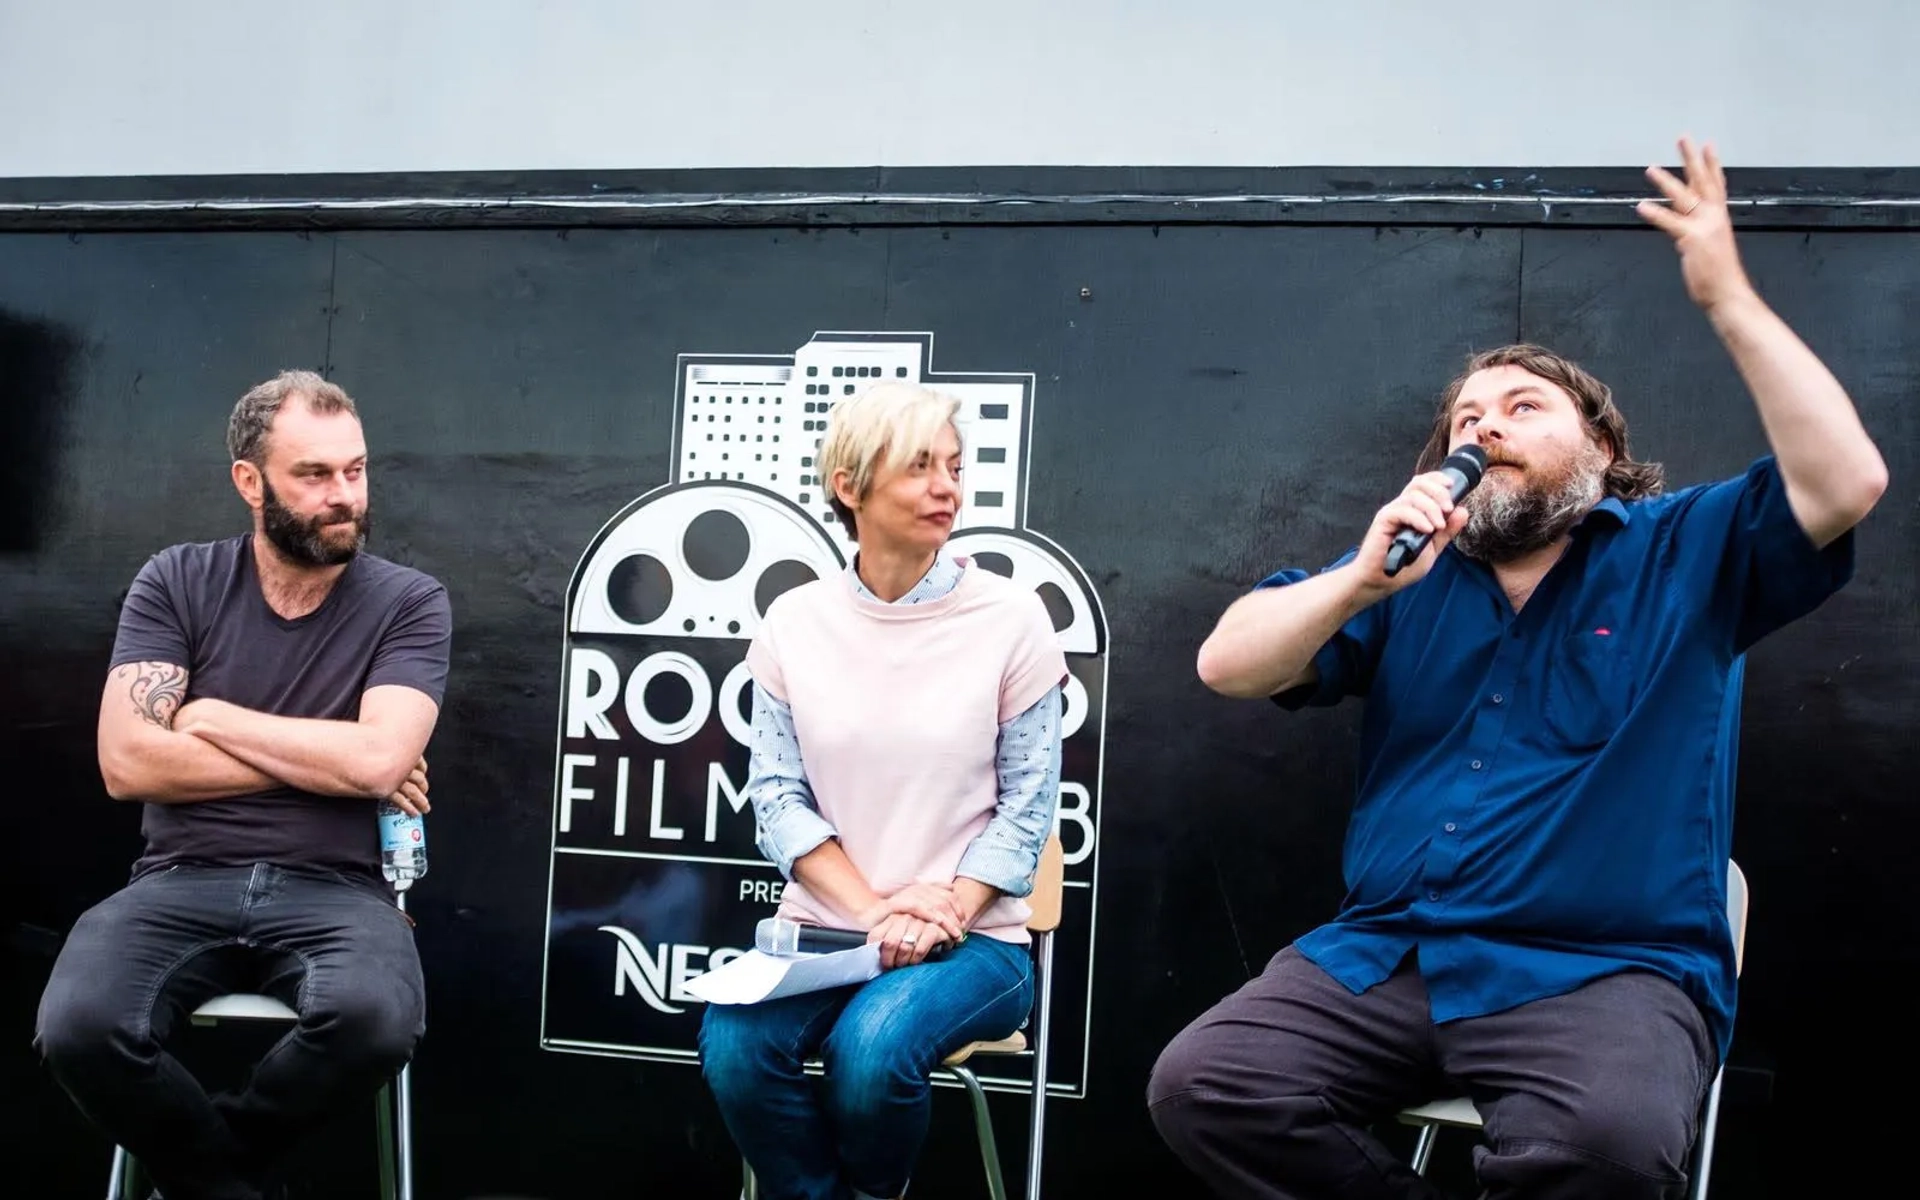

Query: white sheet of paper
[684,945,883,1005]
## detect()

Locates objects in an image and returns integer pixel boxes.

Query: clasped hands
[858,882,971,970]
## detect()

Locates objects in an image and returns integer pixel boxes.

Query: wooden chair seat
[942,1032,1028,1066]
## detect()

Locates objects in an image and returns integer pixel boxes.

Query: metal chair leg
[375,1078,398,1200]
[1689,1066,1726,1200]
[111,1146,147,1200]
[947,1064,1009,1200]
[394,1061,414,1200]
[107,1144,136,1200]
[387,888,415,1200]
[1025,931,1055,1200]
[1409,1122,1439,1175]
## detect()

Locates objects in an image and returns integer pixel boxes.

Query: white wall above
[3,0,1914,178]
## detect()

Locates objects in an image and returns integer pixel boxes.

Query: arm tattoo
[124,663,188,729]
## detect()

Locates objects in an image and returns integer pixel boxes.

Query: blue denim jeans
[700,933,1034,1200]
[34,863,424,1200]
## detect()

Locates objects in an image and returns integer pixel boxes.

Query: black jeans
[34,863,425,1200]
[1149,946,1716,1200]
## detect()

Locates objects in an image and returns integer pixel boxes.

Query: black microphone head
[1444,443,1488,486]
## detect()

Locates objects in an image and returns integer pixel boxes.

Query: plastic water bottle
[378,799,428,889]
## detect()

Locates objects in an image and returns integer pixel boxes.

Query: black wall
[4,170,1915,1199]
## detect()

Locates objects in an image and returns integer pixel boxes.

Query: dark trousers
[1149,946,1716,1200]
[34,863,425,1200]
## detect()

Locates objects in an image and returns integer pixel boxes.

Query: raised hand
[1635,135,1757,314]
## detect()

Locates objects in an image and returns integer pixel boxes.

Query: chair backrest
[1726,859,1749,977]
[1026,834,1065,934]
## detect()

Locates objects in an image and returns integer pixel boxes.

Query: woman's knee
[699,1006,799,1104]
[820,1029,927,1122]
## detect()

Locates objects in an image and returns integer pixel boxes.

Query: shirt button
[1470,759,1483,770]
[1444,822,1457,833]
[1428,890,1441,901]
[1492,693,1505,704]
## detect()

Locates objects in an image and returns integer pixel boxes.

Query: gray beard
[1453,449,1607,564]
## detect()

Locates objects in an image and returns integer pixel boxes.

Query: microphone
[1383,444,1488,577]
[755,916,870,956]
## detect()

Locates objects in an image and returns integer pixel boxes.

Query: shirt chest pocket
[1542,629,1636,750]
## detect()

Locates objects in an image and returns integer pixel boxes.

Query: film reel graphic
[570,482,846,642]
[541,334,1108,1098]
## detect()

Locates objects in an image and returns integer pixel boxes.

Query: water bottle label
[379,808,424,851]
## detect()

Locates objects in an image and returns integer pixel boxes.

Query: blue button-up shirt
[1261,457,1853,1059]
[748,553,1064,896]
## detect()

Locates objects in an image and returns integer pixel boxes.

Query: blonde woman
[700,382,1068,1200]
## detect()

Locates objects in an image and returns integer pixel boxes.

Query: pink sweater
[746,558,1068,943]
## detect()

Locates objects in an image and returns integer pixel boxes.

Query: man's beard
[1452,442,1607,564]
[260,478,370,567]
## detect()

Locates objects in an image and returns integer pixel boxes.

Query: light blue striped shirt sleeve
[956,683,1062,897]
[746,685,837,879]
[745,552,1063,894]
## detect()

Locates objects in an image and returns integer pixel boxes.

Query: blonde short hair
[818,381,964,539]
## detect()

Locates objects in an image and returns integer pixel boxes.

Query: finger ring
[901,935,917,945]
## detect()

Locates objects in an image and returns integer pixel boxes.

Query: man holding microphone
[1149,137,1887,1200]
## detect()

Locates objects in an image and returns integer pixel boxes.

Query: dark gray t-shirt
[108,535,453,882]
